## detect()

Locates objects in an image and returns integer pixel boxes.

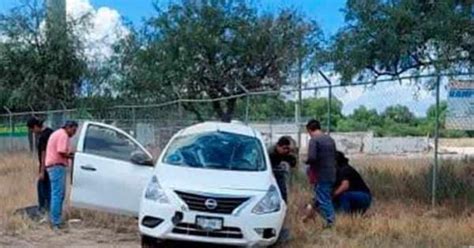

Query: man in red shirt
[45,121,78,230]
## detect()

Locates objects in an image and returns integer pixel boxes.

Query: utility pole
[296,53,303,159]
[319,71,333,134]
[432,75,441,208]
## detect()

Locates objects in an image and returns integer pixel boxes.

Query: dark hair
[277,136,291,147]
[306,119,321,131]
[62,120,79,128]
[336,151,349,167]
[26,117,43,129]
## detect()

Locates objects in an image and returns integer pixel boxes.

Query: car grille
[175,191,249,214]
[172,223,243,239]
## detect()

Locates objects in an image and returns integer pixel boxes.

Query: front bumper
[139,197,286,247]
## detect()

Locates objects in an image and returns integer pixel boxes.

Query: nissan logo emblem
[204,199,218,210]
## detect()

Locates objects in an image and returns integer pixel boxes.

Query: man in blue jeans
[333,151,372,214]
[306,119,336,229]
[45,121,78,230]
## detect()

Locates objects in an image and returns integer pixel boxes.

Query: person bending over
[268,136,297,203]
[333,151,372,214]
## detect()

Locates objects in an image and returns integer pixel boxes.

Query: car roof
[178,121,258,138]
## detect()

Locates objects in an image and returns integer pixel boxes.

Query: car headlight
[144,175,169,204]
[252,185,281,214]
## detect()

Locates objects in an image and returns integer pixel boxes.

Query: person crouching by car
[268,136,297,203]
[333,151,372,214]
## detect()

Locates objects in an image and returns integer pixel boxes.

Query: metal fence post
[29,106,35,153]
[319,71,333,134]
[432,74,441,208]
[60,101,67,124]
[236,82,250,124]
[178,99,183,125]
[3,107,13,151]
[132,106,137,136]
[245,94,250,124]
[328,83,332,134]
[296,56,303,160]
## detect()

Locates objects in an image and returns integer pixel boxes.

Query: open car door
[71,121,154,216]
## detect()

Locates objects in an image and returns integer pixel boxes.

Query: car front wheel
[141,235,161,248]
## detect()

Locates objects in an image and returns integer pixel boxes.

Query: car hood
[156,164,273,193]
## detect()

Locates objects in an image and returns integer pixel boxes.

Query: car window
[83,124,144,162]
[163,131,266,171]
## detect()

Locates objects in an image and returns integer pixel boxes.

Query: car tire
[141,235,161,248]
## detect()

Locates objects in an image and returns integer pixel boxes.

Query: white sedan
[70,121,287,248]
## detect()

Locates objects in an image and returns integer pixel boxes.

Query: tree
[328,0,473,83]
[352,105,382,126]
[382,105,416,124]
[115,0,321,121]
[337,105,382,132]
[233,95,294,121]
[300,97,344,130]
[0,0,87,111]
[424,101,470,137]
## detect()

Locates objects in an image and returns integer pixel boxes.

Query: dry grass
[1,153,473,247]
[0,153,38,234]
[440,138,474,148]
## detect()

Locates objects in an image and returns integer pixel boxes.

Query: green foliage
[328,0,473,83]
[114,1,321,121]
[234,96,293,121]
[335,101,470,137]
[300,97,344,130]
[0,0,87,111]
[382,105,416,124]
[338,106,382,132]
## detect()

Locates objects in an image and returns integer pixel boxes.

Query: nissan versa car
[70,121,287,247]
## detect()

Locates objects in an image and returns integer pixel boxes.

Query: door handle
[80,165,97,171]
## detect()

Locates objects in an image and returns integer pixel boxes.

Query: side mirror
[130,152,154,166]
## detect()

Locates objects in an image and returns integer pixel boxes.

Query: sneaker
[38,216,48,224]
[51,224,70,234]
[58,223,70,233]
[320,225,335,238]
[323,223,334,230]
[51,225,62,234]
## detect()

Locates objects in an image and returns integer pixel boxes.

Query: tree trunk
[220,98,237,123]
[182,103,204,122]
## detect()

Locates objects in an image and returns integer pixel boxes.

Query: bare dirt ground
[1,225,139,248]
[1,153,473,248]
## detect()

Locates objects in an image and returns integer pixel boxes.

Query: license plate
[196,216,223,231]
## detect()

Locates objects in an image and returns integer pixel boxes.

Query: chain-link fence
[0,73,473,206]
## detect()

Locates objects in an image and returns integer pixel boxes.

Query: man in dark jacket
[26,117,54,213]
[333,151,372,214]
[268,136,297,203]
[306,119,336,228]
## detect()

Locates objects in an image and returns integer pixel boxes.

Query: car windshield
[162,131,266,171]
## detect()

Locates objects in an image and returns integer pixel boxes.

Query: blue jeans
[335,191,372,214]
[273,170,288,203]
[37,172,51,212]
[47,165,67,227]
[314,182,335,226]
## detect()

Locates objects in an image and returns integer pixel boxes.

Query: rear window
[162,131,266,171]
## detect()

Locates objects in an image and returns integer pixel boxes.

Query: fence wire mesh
[0,73,473,206]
